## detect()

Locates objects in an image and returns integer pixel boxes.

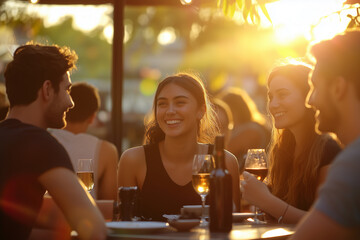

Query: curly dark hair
[4,42,78,107]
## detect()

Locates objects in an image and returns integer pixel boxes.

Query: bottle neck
[214,149,226,169]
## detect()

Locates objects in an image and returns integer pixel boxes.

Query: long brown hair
[144,73,219,144]
[267,63,331,210]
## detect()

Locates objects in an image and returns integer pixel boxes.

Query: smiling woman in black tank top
[117,73,241,221]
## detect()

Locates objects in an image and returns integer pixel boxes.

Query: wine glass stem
[200,195,206,225]
[254,206,259,223]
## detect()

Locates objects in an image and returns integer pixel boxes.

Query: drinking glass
[192,154,214,227]
[244,149,268,223]
[77,158,94,192]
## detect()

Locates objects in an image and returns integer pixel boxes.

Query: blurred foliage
[0,2,112,81]
[346,7,360,28]
[0,1,310,89]
[180,16,309,91]
[122,6,309,89]
[217,0,278,23]
[122,6,306,80]
[37,18,112,80]
[345,0,360,4]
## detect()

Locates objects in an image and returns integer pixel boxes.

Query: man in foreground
[292,31,360,239]
[0,43,107,240]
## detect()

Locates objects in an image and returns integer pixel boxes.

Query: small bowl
[181,205,209,218]
[168,219,200,232]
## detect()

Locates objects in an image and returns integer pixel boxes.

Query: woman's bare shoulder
[120,146,146,165]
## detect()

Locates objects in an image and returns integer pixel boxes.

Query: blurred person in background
[218,87,271,171]
[0,83,9,120]
[241,63,341,224]
[211,97,234,148]
[50,82,118,201]
[293,31,360,239]
[0,43,106,240]
[118,73,240,221]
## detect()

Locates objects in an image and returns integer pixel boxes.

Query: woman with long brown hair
[241,63,342,224]
[118,73,240,221]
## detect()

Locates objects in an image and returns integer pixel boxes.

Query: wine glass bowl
[244,149,268,223]
[192,154,214,227]
[244,149,268,182]
[77,158,94,192]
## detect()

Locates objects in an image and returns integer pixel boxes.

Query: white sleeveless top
[48,128,101,199]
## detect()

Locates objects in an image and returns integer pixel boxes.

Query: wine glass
[77,158,94,192]
[192,154,214,227]
[244,149,268,223]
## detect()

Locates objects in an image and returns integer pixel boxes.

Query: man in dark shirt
[292,31,360,239]
[0,43,107,240]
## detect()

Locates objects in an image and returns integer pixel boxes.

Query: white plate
[182,204,209,208]
[163,214,180,221]
[232,212,256,222]
[106,221,169,234]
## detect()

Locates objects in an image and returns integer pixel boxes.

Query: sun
[263,0,349,44]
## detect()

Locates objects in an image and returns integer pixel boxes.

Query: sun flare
[265,0,349,44]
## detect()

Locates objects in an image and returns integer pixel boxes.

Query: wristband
[278,203,289,224]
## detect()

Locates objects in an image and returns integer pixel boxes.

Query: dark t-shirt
[0,119,73,240]
[315,136,360,234]
[139,143,213,221]
[319,137,342,168]
[289,137,341,211]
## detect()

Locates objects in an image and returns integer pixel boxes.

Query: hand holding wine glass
[244,149,268,223]
[77,158,94,192]
[241,171,271,207]
[192,154,214,227]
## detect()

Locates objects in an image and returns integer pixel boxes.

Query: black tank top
[139,143,213,221]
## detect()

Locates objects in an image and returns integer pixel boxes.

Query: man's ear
[41,80,53,101]
[332,76,347,101]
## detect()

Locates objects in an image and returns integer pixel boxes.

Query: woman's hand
[241,171,272,208]
[241,171,306,223]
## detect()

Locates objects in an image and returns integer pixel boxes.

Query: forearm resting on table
[261,194,306,224]
[39,168,107,240]
[34,196,70,231]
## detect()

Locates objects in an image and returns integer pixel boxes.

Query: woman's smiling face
[156,83,204,139]
[268,75,307,130]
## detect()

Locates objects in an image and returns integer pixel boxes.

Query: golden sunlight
[230,229,258,239]
[103,25,114,44]
[71,6,111,32]
[11,0,355,46]
[265,0,348,43]
[157,27,177,45]
[261,228,294,238]
[25,4,112,32]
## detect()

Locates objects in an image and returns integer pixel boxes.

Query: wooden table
[107,223,295,240]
